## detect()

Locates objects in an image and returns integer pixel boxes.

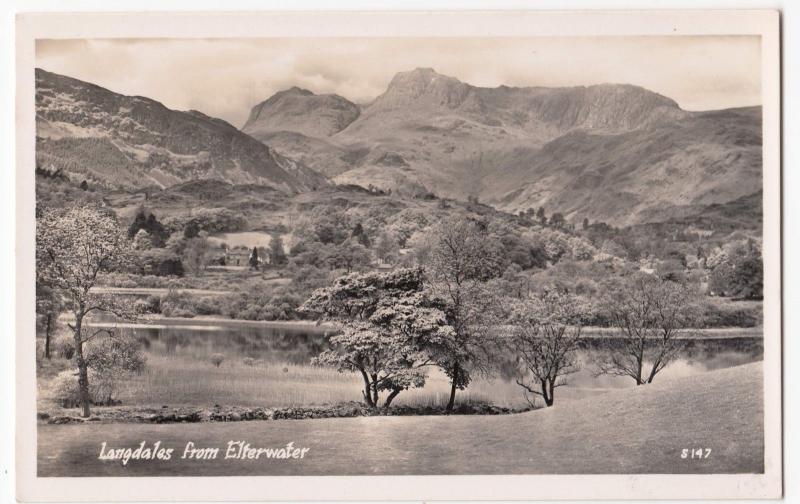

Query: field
[37,362,764,476]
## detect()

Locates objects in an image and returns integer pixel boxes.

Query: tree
[374,230,400,265]
[325,239,371,274]
[36,280,62,359]
[549,212,566,230]
[509,290,585,407]
[425,217,505,411]
[707,239,763,299]
[36,206,136,417]
[144,213,169,247]
[128,208,169,247]
[128,209,148,239]
[269,232,287,266]
[79,180,89,191]
[582,217,590,231]
[351,222,371,248]
[183,221,200,239]
[536,207,547,226]
[248,246,259,269]
[595,273,700,385]
[183,232,210,274]
[303,269,452,407]
[132,229,153,250]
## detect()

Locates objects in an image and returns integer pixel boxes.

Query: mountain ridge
[245,67,761,225]
[35,68,327,192]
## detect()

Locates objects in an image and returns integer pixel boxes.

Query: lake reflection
[96,318,763,391]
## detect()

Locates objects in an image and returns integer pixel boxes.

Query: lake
[89,317,764,407]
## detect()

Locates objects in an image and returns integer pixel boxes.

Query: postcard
[15,9,782,501]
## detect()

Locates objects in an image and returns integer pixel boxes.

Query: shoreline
[85,314,763,339]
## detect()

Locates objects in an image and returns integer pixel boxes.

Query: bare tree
[510,290,585,407]
[595,273,699,385]
[37,206,136,417]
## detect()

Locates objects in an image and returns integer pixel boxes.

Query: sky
[36,36,761,129]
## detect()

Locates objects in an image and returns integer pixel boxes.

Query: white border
[13,9,782,502]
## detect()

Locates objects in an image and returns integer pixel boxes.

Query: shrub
[210,353,225,367]
[194,296,223,316]
[160,290,197,318]
[242,357,255,367]
[53,333,75,360]
[85,335,147,375]
[697,299,762,328]
[133,299,150,314]
[50,368,118,407]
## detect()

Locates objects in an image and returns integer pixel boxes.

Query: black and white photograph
[11,9,783,502]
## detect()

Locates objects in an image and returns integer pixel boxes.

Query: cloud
[35,36,761,128]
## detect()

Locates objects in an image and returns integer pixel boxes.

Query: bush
[194,296,223,316]
[242,357,255,367]
[697,299,762,328]
[160,290,197,318]
[53,333,75,360]
[210,353,225,367]
[50,368,118,407]
[85,335,147,375]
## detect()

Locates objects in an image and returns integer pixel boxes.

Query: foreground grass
[37,362,763,476]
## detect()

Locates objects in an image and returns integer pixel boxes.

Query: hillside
[245,68,762,226]
[35,69,327,192]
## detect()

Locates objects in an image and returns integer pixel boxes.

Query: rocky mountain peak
[372,67,471,110]
[242,86,360,139]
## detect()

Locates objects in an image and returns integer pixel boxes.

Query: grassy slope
[37,362,763,476]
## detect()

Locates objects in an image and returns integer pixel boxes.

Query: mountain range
[35,69,327,193]
[36,67,762,226]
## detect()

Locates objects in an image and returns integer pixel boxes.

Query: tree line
[302,217,701,411]
[35,206,717,417]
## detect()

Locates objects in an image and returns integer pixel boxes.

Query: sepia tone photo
[15,9,782,502]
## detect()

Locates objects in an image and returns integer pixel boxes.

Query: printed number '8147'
[681,448,711,459]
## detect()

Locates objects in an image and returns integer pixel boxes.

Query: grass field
[37,362,763,476]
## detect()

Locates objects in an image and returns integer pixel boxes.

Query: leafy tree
[132,229,153,250]
[325,239,371,274]
[79,180,89,191]
[128,209,148,239]
[351,222,371,248]
[128,208,169,247]
[144,213,169,247]
[595,273,700,385]
[509,290,585,407]
[549,212,566,230]
[536,207,547,226]
[303,269,453,407]
[582,217,590,230]
[568,236,596,261]
[248,246,259,270]
[425,217,505,411]
[269,232,287,266]
[707,239,763,299]
[183,221,200,239]
[183,232,210,275]
[374,230,400,265]
[36,206,136,417]
[139,248,184,277]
